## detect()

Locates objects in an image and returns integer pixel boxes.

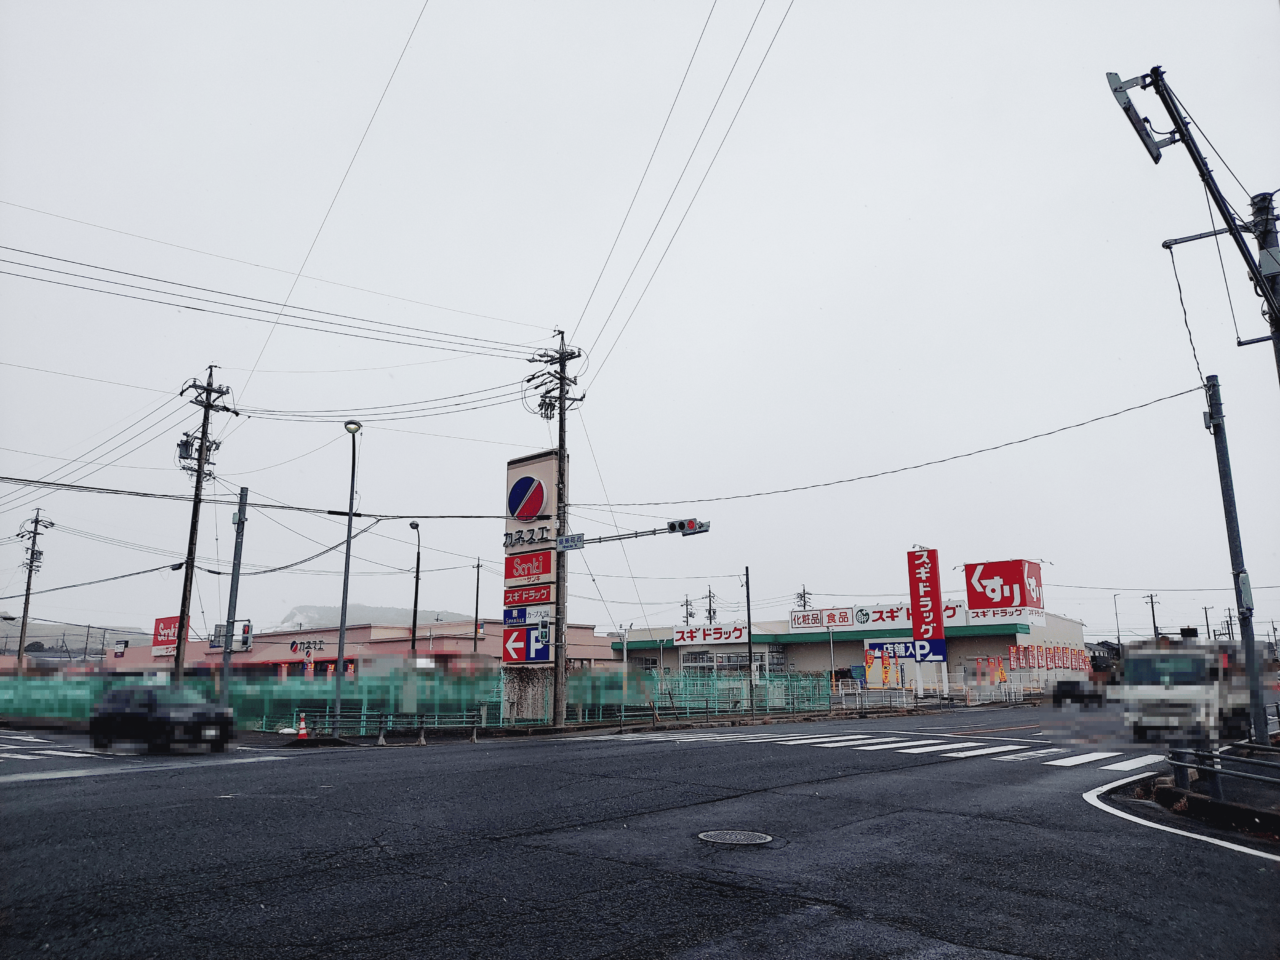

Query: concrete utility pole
[16,508,54,676]
[220,487,248,707]
[528,331,581,728]
[1145,594,1160,641]
[173,366,235,686]
[409,522,421,657]
[472,558,481,654]
[704,587,716,624]
[1248,191,1280,382]
[745,566,755,716]
[1204,375,1269,745]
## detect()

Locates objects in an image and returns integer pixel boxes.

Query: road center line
[1083,773,1280,863]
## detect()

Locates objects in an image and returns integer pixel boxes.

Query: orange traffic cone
[297,714,308,740]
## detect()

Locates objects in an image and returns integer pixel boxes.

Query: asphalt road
[3,704,1279,959]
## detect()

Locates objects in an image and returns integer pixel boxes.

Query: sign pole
[827,625,835,707]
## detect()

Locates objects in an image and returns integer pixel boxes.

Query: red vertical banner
[907,548,943,646]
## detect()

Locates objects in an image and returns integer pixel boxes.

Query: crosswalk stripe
[897,741,986,754]
[841,737,911,749]
[33,750,102,759]
[1044,752,1123,767]
[1099,754,1166,771]
[774,735,876,745]
[0,754,44,760]
[854,739,943,751]
[808,736,884,747]
[992,748,1068,762]
[943,745,1026,758]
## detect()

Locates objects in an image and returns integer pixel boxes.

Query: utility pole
[682,595,694,626]
[83,624,91,663]
[173,366,235,686]
[1145,594,1160,641]
[1108,68,1280,391]
[15,508,54,676]
[472,558,481,654]
[1112,594,1122,650]
[530,331,581,728]
[745,566,755,716]
[1225,608,1236,643]
[1204,375,1269,745]
[220,487,248,707]
[1202,606,1214,643]
[704,587,716,624]
[796,585,811,610]
[1248,191,1280,382]
[409,521,421,657]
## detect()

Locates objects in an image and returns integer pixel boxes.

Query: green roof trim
[608,622,1028,651]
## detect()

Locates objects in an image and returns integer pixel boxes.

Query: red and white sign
[151,616,183,657]
[964,560,1045,625]
[505,450,560,555]
[504,549,554,587]
[502,627,527,663]
[673,623,749,645]
[908,548,944,642]
[505,584,554,607]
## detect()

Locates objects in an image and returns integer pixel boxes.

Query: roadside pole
[220,487,248,707]
[1204,375,1269,745]
[745,566,754,716]
[826,625,835,708]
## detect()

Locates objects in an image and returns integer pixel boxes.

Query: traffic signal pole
[1204,375,1269,745]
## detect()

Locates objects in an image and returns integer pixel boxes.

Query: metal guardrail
[1166,740,1280,802]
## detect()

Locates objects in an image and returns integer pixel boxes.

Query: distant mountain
[276,604,471,630]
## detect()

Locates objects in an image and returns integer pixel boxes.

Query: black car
[90,685,235,752]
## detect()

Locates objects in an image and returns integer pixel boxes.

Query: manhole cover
[697,830,773,846]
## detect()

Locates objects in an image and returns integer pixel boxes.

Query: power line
[574,385,1202,507]
[0,360,173,394]
[0,198,544,331]
[584,0,771,363]
[239,0,434,399]
[569,0,720,343]
[1167,247,1205,385]
[587,0,796,390]
[0,562,179,601]
[0,259,534,358]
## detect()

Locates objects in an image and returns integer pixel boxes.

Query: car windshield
[152,688,211,707]
[1125,656,1207,686]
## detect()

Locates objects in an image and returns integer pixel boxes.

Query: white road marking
[1099,754,1166,771]
[875,729,1052,745]
[1045,752,1123,767]
[897,741,986,754]
[843,738,911,749]
[0,754,43,760]
[992,748,1068,762]
[807,736,884,747]
[774,735,876,745]
[0,754,296,784]
[1083,773,1280,863]
[855,739,945,751]
[32,750,107,759]
[943,745,1026,758]
[0,734,52,743]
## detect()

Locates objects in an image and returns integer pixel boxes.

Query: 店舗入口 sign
[504,450,559,554]
[504,549,554,587]
[965,560,1045,625]
[151,616,183,657]
[673,623,749,645]
[790,603,967,633]
[908,548,944,643]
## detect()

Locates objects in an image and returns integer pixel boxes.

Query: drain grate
[697,830,773,846]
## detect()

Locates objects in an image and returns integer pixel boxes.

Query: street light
[333,419,361,737]
[409,521,421,657]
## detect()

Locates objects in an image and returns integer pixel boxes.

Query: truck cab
[1113,637,1251,744]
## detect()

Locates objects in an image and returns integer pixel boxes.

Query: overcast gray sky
[1,1,1277,647]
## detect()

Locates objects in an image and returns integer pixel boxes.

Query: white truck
[1113,638,1252,744]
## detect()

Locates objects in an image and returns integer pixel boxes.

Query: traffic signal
[668,519,710,536]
